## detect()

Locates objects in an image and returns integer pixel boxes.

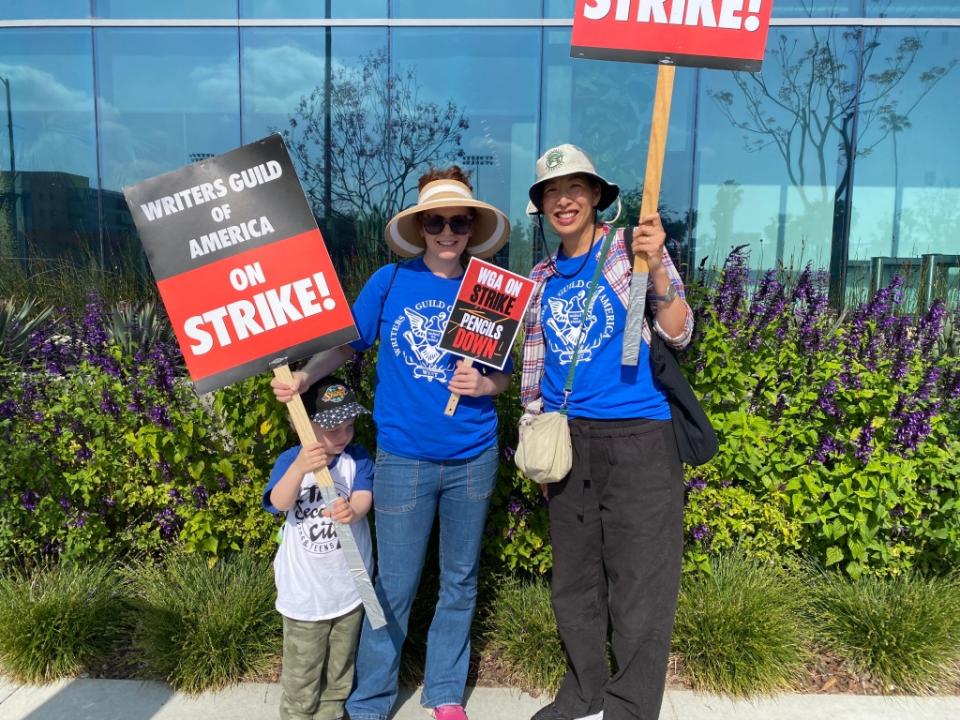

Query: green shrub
[482,575,566,693]
[672,553,810,695]
[810,571,960,693]
[0,562,127,682]
[127,551,280,693]
[0,292,294,567]
[687,258,960,578]
[682,467,803,574]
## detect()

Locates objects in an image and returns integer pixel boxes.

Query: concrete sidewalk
[2,678,960,720]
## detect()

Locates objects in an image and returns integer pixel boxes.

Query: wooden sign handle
[444,358,473,416]
[634,63,676,271]
[273,365,333,488]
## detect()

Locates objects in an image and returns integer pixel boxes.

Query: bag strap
[561,228,616,413]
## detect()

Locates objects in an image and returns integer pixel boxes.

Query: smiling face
[540,174,602,240]
[418,206,473,264]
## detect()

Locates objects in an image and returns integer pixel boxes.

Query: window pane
[694,26,856,278]
[392,28,541,272]
[544,0,569,18]
[95,28,240,264]
[0,28,99,266]
[391,1,540,19]
[93,1,237,19]
[541,28,698,273]
[773,1,861,17]
[241,26,387,271]
[0,1,89,19]
[866,0,960,17]
[241,1,386,18]
[848,26,960,307]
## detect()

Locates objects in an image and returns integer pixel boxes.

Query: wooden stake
[273,365,333,487]
[444,358,473,416]
[622,63,676,366]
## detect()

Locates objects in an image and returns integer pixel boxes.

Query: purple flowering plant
[0,295,290,567]
[683,249,960,578]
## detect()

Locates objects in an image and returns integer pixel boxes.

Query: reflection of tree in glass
[709,18,954,212]
[281,49,468,222]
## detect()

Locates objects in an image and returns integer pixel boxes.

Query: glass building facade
[1,1,958,306]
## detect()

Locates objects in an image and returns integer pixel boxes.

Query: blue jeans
[345,444,498,720]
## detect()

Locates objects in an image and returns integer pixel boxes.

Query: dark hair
[418,164,472,191]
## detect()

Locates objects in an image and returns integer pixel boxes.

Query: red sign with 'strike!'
[571,0,773,71]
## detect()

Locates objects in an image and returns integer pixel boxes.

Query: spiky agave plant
[107,300,176,358]
[0,298,52,364]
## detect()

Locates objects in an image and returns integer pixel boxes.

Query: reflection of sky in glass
[866,0,960,17]
[695,27,852,271]
[0,1,90,19]
[391,28,540,234]
[242,27,385,134]
[241,0,386,19]
[772,0,861,16]
[95,29,241,191]
[0,29,97,179]
[849,27,960,261]
[94,0,236,19]
[392,0,540,19]
[542,29,696,251]
[241,26,387,210]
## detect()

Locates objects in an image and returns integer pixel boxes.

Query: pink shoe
[429,704,468,720]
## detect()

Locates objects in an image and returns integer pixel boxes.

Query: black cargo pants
[546,417,685,720]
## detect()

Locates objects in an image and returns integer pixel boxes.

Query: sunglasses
[421,213,473,235]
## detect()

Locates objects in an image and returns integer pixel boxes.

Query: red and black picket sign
[438,258,536,372]
[123,134,358,394]
[571,0,773,72]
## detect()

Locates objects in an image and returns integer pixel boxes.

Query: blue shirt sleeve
[263,445,301,514]
[349,264,397,352]
[348,444,374,494]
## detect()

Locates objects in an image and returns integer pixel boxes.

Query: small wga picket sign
[123,134,385,628]
[571,0,773,366]
[438,258,535,416]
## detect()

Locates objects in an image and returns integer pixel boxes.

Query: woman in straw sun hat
[521,144,694,720]
[272,165,511,720]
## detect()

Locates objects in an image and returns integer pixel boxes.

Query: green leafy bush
[686,256,960,578]
[672,553,810,695]
[127,551,280,692]
[0,297,291,567]
[810,570,960,693]
[0,562,127,682]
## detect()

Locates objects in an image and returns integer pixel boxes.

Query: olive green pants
[280,606,363,720]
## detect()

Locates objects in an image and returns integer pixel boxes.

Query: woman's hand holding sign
[448,359,493,398]
[631,212,667,273]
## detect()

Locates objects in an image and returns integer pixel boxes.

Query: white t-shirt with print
[266,445,374,622]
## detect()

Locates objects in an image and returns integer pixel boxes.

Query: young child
[263,376,374,720]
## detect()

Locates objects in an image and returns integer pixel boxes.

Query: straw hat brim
[386,198,511,259]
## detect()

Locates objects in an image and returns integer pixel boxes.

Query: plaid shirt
[520,226,694,408]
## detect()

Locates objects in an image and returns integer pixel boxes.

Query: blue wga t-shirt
[540,235,670,421]
[350,258,510,461]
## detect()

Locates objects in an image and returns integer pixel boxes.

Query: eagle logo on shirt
[543,281,615,365]
[389,301,452,382]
